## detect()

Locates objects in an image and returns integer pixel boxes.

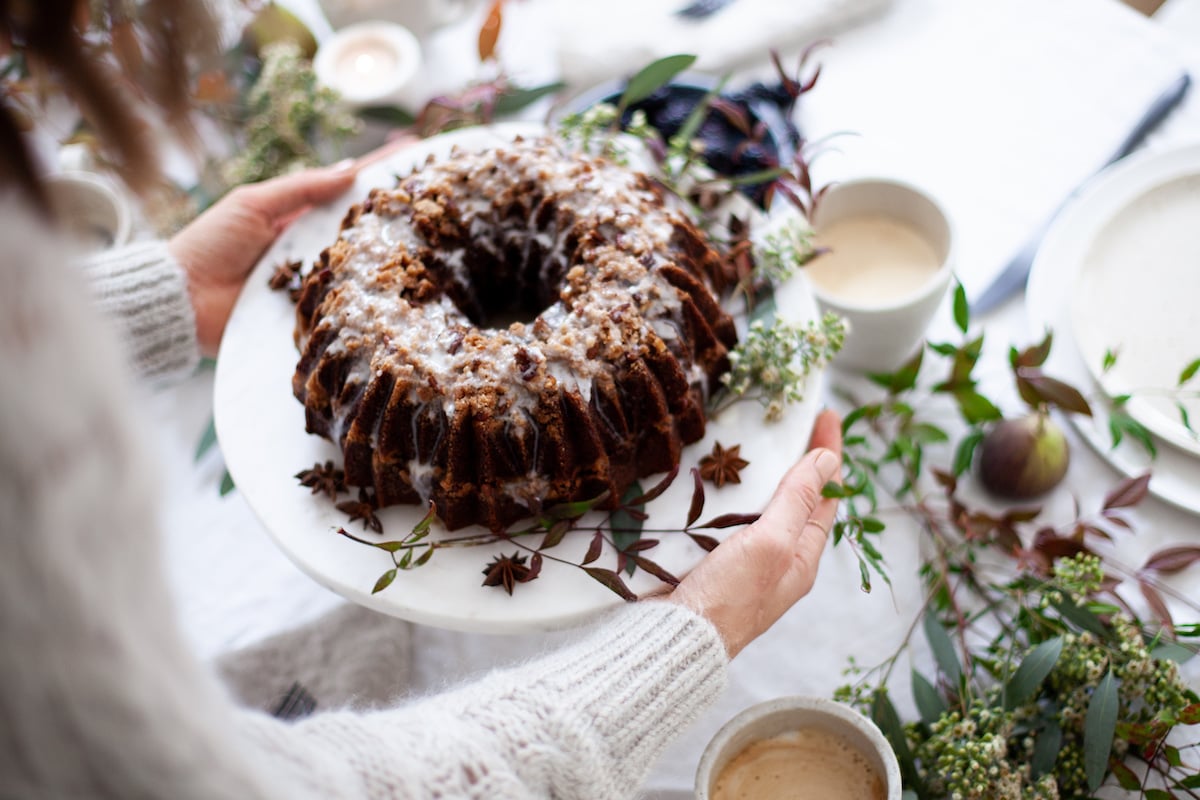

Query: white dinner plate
[1027,143,1200,515]
[1068,146,1200,458]
[214,123,825,634]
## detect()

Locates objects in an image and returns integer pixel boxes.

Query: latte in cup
[711,727,886,800]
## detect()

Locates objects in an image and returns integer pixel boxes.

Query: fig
[976,414,1070,499]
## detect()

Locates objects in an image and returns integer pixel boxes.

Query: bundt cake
[292,135,738,531]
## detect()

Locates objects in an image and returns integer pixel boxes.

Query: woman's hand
[666,409,843,658]
[169,162,358,357]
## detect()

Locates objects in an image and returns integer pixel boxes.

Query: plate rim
[213,122,827,633]
[1064,146,1200,458]
[1027,142,1200,515]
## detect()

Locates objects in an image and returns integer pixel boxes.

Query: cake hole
[447,250,567,330]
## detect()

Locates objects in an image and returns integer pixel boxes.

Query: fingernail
[331,158,356,173]
[812,448,839,482]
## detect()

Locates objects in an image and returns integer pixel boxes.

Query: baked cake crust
[293,135,737,531]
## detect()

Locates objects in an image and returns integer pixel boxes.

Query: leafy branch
[823,285,1200,798]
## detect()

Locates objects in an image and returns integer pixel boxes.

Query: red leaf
[686,467,705,528]
[1035,533,1090,561]
[477,0,504,61]
[1142,545,1200,575]
[582,531,603,565]
[695,512,760,529]
[624,538,660,553]
[583,567,637,601]
[1138,578,1174,633]
[1002,506,1042,524]
[1014,330,1054,369]
[931,468,957,492]
[1103,472,1152,510]
[528,552,543,580]
[628,464,679,506]
[1016,369,1093,416]
[688,532,720,552]
[1178,703,1200,725]
[629,554,680,586]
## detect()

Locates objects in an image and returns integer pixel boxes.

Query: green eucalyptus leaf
[619,54,697,108]
[748,290,777,327]
[952,280,969,333]
[1003,636,1063,710]
[908,422,949,444]
[1179,356,1200,386]
[921,614,960,690]
[1031,718,1062,779]
[1084,670,1119,792]
[1051,595,1110,639]
[372,568,397,594]
[923,611,963,687]
[870,690,922,792]
[911,669,946,724]
[357,105,417,126]
[492,81,566,116]
[953,388,1002,425]
[612,482,646,576]
[953,428,984,476]
[194,417,218,462]
[1152,639,1197,664]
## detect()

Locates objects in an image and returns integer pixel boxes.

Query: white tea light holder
[314,21,422,108]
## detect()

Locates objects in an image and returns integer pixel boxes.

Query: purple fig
[977,414,1070,499]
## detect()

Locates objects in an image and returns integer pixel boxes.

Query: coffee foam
[711,727,886,800]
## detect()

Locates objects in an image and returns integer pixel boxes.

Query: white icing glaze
[303,137,711,438]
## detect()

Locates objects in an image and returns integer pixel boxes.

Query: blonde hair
[0,0,220,211]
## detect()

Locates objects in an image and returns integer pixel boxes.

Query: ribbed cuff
[81,241,200,383]
[532,600,728,776]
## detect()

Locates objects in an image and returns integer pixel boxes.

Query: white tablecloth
[151,0,1200,795]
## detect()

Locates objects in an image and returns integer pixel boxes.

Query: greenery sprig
[823,286,1200,798]
[334,465,761,600]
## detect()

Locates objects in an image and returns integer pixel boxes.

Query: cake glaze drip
[293,136,737,531]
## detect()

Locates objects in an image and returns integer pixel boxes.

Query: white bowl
[695,695,902,800]
[806,177,954,374]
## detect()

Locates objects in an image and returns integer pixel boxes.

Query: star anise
[481,551,541,595]
[337,488,383,533]
[295,460,346,501]
[268,258,302,290]
[268,258,304,302]
[698,441,750,488]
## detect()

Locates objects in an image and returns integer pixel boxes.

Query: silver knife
[970,71,1192,315]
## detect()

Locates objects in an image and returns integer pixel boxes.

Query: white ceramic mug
[805,177,954,374]
[45,170,132,255]
[320,0,474,38]
[695,695,902,800]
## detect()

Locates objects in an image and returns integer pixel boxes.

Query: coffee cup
[695,695,902,800]
[804,177,954,374]
[45,170,132,256]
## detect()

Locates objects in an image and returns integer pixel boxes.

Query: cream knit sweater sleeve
[80,240,201,382]
[0,198,728,799]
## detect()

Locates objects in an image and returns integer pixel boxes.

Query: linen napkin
[550,0,893,90]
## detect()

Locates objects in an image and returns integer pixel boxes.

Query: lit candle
[315,22,422,107]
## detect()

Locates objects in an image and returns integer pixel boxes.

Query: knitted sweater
[0,196,728,799]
